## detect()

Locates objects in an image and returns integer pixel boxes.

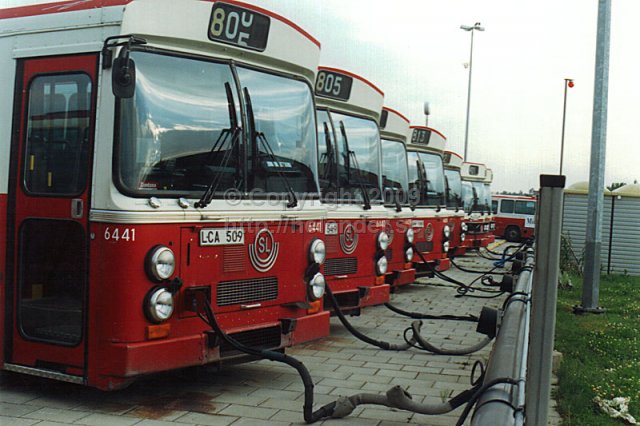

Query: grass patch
[555,274,640,425]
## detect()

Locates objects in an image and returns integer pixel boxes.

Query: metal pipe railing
[470,249,534,425]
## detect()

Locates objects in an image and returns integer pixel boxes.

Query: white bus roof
[379,106,410,143]
[443,150,463,170]
[315,66,384,123]
[407,125,446,155]
[461,162,487,182]
[484,168,494,184]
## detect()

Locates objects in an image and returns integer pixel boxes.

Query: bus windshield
[462,181,474,211]
[381,138,409,205]
[444,169,462,209]
[329,111,381,201]
[471,181,490,210]
[418,152,445,206]
[116,51,318,197]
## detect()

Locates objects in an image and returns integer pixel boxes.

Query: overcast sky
[2,0,639,192]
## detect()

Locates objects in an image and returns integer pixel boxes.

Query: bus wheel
[504,226,521,242]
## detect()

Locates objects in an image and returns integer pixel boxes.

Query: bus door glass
[8,54,97,378]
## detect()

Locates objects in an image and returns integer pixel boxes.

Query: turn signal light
[146,323,171,340]
[375,275,385,285]
[307,299,323,315]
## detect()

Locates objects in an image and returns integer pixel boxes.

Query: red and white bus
[443,150,469,257]
[315,67,391,313]
[0,0,330,390]
[407,126,454,275]
[379,107,416,288]
[460,162,495,248]
[491,195,536,242]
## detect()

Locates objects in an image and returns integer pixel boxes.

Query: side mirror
[112,56,136,98]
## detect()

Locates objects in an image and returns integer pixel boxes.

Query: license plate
[200,228,244,246]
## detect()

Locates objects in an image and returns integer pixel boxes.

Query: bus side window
[500,199,514,214]
[24,73,92,195]
[491,200,498,214]
[515,200,535,215]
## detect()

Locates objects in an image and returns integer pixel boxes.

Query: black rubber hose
[450,257,510,275]
[383,302,479,323]
[325,283,418,351]
[201,300,335,423]
[405,320,493,356]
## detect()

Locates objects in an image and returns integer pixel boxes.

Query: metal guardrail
[471,249,534,425]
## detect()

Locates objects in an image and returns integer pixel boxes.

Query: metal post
[526,174,565,426]
[576,0,611,314]
[463,30,474,160]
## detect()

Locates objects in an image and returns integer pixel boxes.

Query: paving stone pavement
[0,248,562,425]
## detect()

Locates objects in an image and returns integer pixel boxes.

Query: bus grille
[216,277,278,306]
[223,246,245,272]
[325,235,339,254]
[220,326,282,357]
[416,241,433,253]
[324,257,358,276]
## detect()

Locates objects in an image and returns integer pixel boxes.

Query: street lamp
[460,22,484,160]
[559,78,574,175]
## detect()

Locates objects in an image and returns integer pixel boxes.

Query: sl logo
[249,229,279,272]
[424,223,434,242]
[340,223,358,255]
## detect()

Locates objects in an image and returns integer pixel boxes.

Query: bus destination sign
[209,3,270,51]
[411,128,431,146]
[315,70,353,101]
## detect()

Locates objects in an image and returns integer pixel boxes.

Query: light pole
[460,22,484,160]
[559,78,574,175]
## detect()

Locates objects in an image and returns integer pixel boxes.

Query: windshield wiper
[195,82,240,209]
[244,87,298,209]
[321,122,336,184]
[339,121,371,210]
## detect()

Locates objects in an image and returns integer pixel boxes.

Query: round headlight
[145,287,174,323]
[378,232,390,251]
[308,272,326,301]
[460,233,466,242]
[406,228,415,244]
[443,225,451,240]
[147,246,176,281]
[405,247,414,262]
[376,255,388,275]
[443,241,450,253]
[461,222,468,232]
[309,239,326,265]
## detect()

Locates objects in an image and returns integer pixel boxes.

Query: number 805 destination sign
[208,3,270,51]
[315,70,353,101]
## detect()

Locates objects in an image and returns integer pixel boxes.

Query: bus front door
[5,54,97,383]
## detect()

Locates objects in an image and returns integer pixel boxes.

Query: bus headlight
[443,225,451,240]
[308,272,326,301]
[377,232,390,251]
[443,241,450,252]
[461,222,468,232]
[405,247,414,262]
[460,233,466,242]
[406,228,415,244]
[145,287,174,323]
[146,246,176,281]
[376,255,388,275]
[309,239,326,265]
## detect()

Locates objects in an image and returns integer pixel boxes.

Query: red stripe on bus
[382,106,409,123]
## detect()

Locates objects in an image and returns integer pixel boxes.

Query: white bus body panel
[444,150,463,170]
